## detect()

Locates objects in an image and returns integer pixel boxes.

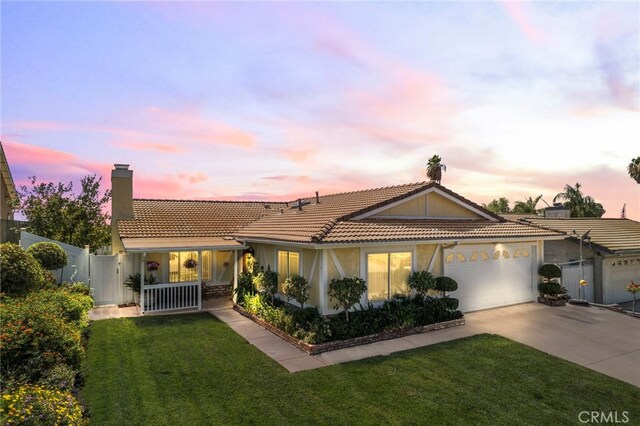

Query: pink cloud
[501,1,547,44]
[3,140,76,165]
[134,176,186,199]
[111,141,185,154]
[177,172,209,184]
[11,120,72,131]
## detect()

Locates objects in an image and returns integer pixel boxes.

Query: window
[277,250,300,291]
[367,252,412,302]
[169,251,212,283]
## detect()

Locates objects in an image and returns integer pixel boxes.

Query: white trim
[328,249,346,279]
[197,250,202,310]
[319,250,328,315]
[125,244,247,253]
[351,187,497,221]
[428,244,441,273]
[307,251,319,283]
[367,215,480,220]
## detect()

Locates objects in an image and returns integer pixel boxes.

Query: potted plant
[124,272,158,308]
[183,258,197,269]
[537,263,568,306]
[146,260,160,280]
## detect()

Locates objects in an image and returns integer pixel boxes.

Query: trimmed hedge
[538,263,561,282]
[26,242,68,271]
[0,243,45,296]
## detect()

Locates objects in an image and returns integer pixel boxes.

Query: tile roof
[117,199,285,238]
[234,181,557,244]
[516,218,640,254]
[320,219,564,244]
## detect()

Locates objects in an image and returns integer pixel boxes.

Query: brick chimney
[111,164,133,253]
[544,203,571,218]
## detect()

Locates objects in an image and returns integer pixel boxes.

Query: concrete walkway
[89,300,639,385]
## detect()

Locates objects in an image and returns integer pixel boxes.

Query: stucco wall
[416,244,441,276]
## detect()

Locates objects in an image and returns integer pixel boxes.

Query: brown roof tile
[117,199,285,238]
[517,218,640,253]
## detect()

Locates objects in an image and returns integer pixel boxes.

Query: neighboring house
[0,141,21,243]
[111,164,565,313]
[512,217,640,305]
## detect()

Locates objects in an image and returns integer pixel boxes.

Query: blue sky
[2,1,639,218]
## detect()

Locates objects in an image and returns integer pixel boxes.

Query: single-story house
[110,164,565,314]
[511,216,640,305]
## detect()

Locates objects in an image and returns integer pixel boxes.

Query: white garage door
[608,256,640,304]
[444,244,535,312]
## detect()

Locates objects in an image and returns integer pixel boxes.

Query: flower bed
[236,294,464,355]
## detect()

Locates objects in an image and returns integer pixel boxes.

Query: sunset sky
[2,1,639,220]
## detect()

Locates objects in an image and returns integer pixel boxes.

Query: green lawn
[82,313,639,425]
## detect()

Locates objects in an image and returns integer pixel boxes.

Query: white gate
[20,230,89,282]
[89,255,121,306]
[561,262,594,302]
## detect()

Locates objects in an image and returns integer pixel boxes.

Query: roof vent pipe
[315,191,320,204]
[298,198,303,211]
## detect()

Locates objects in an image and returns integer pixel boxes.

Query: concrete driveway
[464,303,640,387]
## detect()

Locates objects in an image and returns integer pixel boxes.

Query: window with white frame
[277,250,300,291]
[367,252,412,301]
[169,251,212,282]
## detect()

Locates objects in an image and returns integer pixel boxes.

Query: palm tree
[426,155,446,184]
[628,157,640,184]
[512,195,543,214]
[554,183,605,218]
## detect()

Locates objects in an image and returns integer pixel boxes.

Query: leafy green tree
[282,274,311,309]
[328,277,367,322]
[19,175,111,252]
[628,157,640,184]
[512,195,543,214]
[426,155,447,184]
[483,198,511,214]
[553,183,605,218]
[408,270,436,296]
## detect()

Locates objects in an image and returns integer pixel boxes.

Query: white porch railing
[142,282,200,313]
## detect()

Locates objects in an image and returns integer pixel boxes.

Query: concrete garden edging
[233,304,465,355]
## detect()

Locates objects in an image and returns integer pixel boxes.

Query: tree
[512,195,543,215]
[282,274,311,309]
[426,155,447,184]
[408,271,436,296]
[483,198,511,214]
[628,157,640,184]
[553,183,605,218]
[328,277,367,322]
[19,175,111,252]
[252,267,279,304]
[26,242,68,284]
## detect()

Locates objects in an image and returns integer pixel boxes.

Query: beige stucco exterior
[372,192,481,219]
[111,165,134,254]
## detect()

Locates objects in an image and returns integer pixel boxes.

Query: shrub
[63,282,92,296]
[26,242,68,271]
[1,296,84,383]
[282,274,311,309]
[234,271,255,304]
[435,276,458,296]
[0,243,45,296]
[252,268,278,303]
[538,263,561,282]
[38,363,77,391]
[0,384,83,425]
[408,270,436,296]
[24,289,93,329]
[538,282,566,296]
[328,277,367,322]
[440,297,459,311]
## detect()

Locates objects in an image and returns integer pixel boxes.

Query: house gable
[355,187,493,221]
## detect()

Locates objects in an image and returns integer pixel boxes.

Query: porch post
[197,250,202,310]
[233,250,239,304]
[140,252,146,314]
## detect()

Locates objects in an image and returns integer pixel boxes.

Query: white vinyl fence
[561,261,595,302]
[20,230,122,306]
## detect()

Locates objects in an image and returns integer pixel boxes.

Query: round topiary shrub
[538,282,565,296]
[440,297,460,311]
[435,276,458,296]
[26,242,68,271]
[408,270,436,296]
[538,263,561,282]
[0,242,45,296]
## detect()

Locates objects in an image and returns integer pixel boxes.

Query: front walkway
[90,300,639,385]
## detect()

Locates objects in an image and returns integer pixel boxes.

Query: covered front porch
[121,236,247,314]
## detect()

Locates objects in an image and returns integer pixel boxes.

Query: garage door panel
[608,257,640,304]
[445,244,534,312]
